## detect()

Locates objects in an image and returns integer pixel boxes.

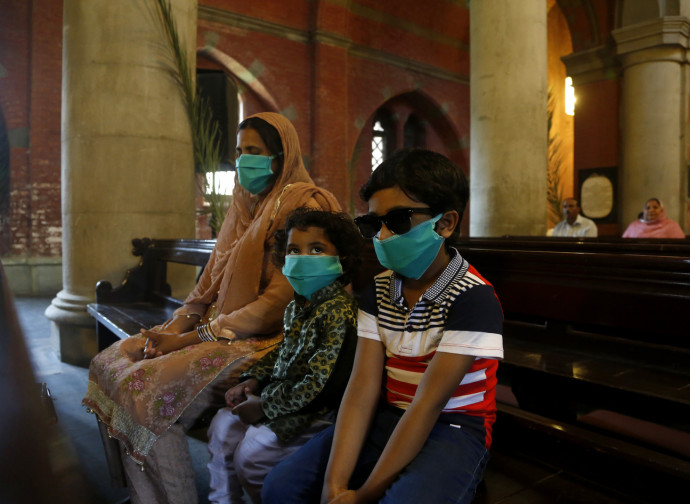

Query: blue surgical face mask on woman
[236,153,278,194]
[282,255,343,299]
[373,214,444,279]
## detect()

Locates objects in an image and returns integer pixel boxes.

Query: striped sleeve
[438,283,503,359]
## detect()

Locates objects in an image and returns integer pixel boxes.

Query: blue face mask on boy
[282,255,343,299]
[373,214,444,279]
[236,153,277,194]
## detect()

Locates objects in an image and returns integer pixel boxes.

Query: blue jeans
[262,404,490,504]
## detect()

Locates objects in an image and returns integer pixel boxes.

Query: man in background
[551,198,598,237]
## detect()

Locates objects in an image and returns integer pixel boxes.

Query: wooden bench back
[95,238,216,305]
[100,236,690,353]
[454,237,690,349]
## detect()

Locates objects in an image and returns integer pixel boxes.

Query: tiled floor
[475,451,637,504]
[16,296,643,504]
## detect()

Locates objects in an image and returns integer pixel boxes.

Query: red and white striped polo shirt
[358,249,504,447]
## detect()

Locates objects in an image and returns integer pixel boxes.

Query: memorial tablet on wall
[578,167,617,224]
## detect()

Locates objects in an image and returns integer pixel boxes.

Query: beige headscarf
[179,112,341,336]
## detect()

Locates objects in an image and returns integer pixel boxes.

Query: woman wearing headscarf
[83,112,341,504]
[622,198,685,239]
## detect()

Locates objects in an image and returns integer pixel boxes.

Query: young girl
[206,207,362,504]
[262,149,504,504]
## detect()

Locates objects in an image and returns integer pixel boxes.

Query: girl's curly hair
[272,207,363,286]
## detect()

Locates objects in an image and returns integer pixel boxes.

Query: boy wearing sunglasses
[263,149,504,504]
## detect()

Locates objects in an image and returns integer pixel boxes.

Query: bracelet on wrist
[197,323,218,343]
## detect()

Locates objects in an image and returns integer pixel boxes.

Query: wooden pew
[358,236,690,425]
[88,238,215,350]
[452,237,690,499]
[91,236,690,434]
[89,236,690,498]
[453,237,690,419]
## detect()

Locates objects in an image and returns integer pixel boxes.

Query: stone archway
[197,47,281,114]
[349,90,468,232]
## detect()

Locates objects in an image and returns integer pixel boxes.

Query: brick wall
[0,0,62,259]
[1,0,472,262]
[196,0,471,213]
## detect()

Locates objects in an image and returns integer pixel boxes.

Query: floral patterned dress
[84,334,281,464]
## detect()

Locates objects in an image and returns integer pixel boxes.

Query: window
[565,77,575,116]
[205,170,235,196]
[371,110,395,171]
[371,120,386,171]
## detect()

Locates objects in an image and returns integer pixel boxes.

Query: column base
[44,289,97,367]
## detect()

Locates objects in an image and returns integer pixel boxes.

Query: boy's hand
[327,490,357,504]
[225,378,259,407]
[231,391,264,424]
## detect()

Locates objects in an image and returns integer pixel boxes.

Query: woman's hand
[142,328,198,358]
[231,391,264,424]
[225,379,259,407]
[151,314,200,336]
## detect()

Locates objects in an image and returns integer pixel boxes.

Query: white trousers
[207,408,332,504]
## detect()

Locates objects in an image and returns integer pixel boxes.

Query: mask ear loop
[426,214,445,237]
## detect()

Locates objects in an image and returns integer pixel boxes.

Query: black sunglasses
[354,207,435,239]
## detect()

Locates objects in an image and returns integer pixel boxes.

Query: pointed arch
[197,46,280,113]
[350,90,466,223]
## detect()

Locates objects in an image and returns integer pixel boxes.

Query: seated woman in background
[82,112,341,504]
[622,198,685,239]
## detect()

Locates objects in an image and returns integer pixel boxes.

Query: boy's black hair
[272,207,363,286]
[359,148,469,241]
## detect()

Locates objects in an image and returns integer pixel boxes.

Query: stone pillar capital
[562,45,619,86]
[613,16,690,67]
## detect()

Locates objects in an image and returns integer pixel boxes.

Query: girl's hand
[225,379,259,407]
[231,391,264,424]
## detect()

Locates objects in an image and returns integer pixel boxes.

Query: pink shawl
[622,207,685,239]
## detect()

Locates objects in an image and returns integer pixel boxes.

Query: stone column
[613,17,689,230]
[46,0,197,366]
[469,0,548,236]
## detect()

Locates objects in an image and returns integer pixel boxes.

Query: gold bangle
[197,323,218,343]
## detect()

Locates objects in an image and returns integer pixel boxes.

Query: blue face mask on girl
[373,214,444,279]
[282,255,343,298]
[236,153,278,194]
